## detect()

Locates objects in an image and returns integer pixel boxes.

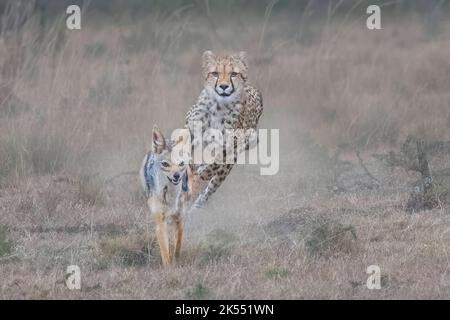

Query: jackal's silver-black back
[139,152,156,196]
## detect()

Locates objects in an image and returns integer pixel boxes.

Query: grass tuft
[185,282,211,299]
[77,175,104,206]
[0,225,14,260]
[0,139,21,183]
[96,234,157,267]
[303,215,357,258]
[196,229,236,266]
[265,267,290,280]
[27,133,68,175]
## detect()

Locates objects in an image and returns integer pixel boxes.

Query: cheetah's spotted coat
[185,51,263,207]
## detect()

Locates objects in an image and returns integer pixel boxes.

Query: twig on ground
[356,150,380,186]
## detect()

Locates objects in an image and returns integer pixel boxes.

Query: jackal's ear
[152,125,166,154]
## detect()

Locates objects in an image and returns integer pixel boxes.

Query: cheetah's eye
[210,71,219,77]
[160,161,170,168]
[231,72,239,77]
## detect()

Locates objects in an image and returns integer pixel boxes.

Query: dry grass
[0,225,14,259]
[303,214,358,258]
[1,2,450,299]
[96,233,158,268]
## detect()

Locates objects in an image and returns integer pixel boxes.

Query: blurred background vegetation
[0,0,449,184]
[1,1,449,34]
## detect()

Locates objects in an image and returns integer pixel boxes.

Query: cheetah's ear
[237,51,248,68]
[174,129,191,146]
[202,50,215,64]
[152,125,166,154]
[171,128,191,163]
[202,50,216,73]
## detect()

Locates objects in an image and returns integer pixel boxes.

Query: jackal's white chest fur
[149,183,181,216]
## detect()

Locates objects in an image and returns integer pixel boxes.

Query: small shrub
[0,225,14,259]
[185,283,210,300]
[196,229,236,266]
[303,215,357,258]
[265,267,289,280]
[431,175,450,205]
[197,243,228,266]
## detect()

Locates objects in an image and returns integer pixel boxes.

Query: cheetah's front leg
[192,171,231,208]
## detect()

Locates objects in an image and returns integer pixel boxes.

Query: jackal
[139,125,191,266]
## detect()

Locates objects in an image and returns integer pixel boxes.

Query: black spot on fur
[163,186,168,204]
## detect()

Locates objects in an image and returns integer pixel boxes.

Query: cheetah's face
[202,50,248,101]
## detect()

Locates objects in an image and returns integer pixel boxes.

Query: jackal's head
[152,125,190,185]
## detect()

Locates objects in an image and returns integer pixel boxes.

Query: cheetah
[185,50,263,208]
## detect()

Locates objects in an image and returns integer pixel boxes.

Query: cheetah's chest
[206,100,242,131]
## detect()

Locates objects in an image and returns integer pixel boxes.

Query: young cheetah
[185,50,263,208]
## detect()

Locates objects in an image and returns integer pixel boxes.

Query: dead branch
[374,135,450,173]
[356,150,380,186]
[406,139,438,213]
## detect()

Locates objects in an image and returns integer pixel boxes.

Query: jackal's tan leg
[154,212,171,266]
[149,198,171,267]
[173,214,183,259]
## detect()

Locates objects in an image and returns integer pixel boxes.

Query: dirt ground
[2,146,450,299]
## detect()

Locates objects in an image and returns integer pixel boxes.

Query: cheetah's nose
[219,84,229,90]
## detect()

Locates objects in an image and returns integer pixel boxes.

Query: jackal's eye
[210,71,219,77]
[178,161,185,167]
[231,72,239,77]
[160,161,170,168]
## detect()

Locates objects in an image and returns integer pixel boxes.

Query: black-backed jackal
[139,125,191,266]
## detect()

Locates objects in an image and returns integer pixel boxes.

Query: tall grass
[0,1,449,186]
